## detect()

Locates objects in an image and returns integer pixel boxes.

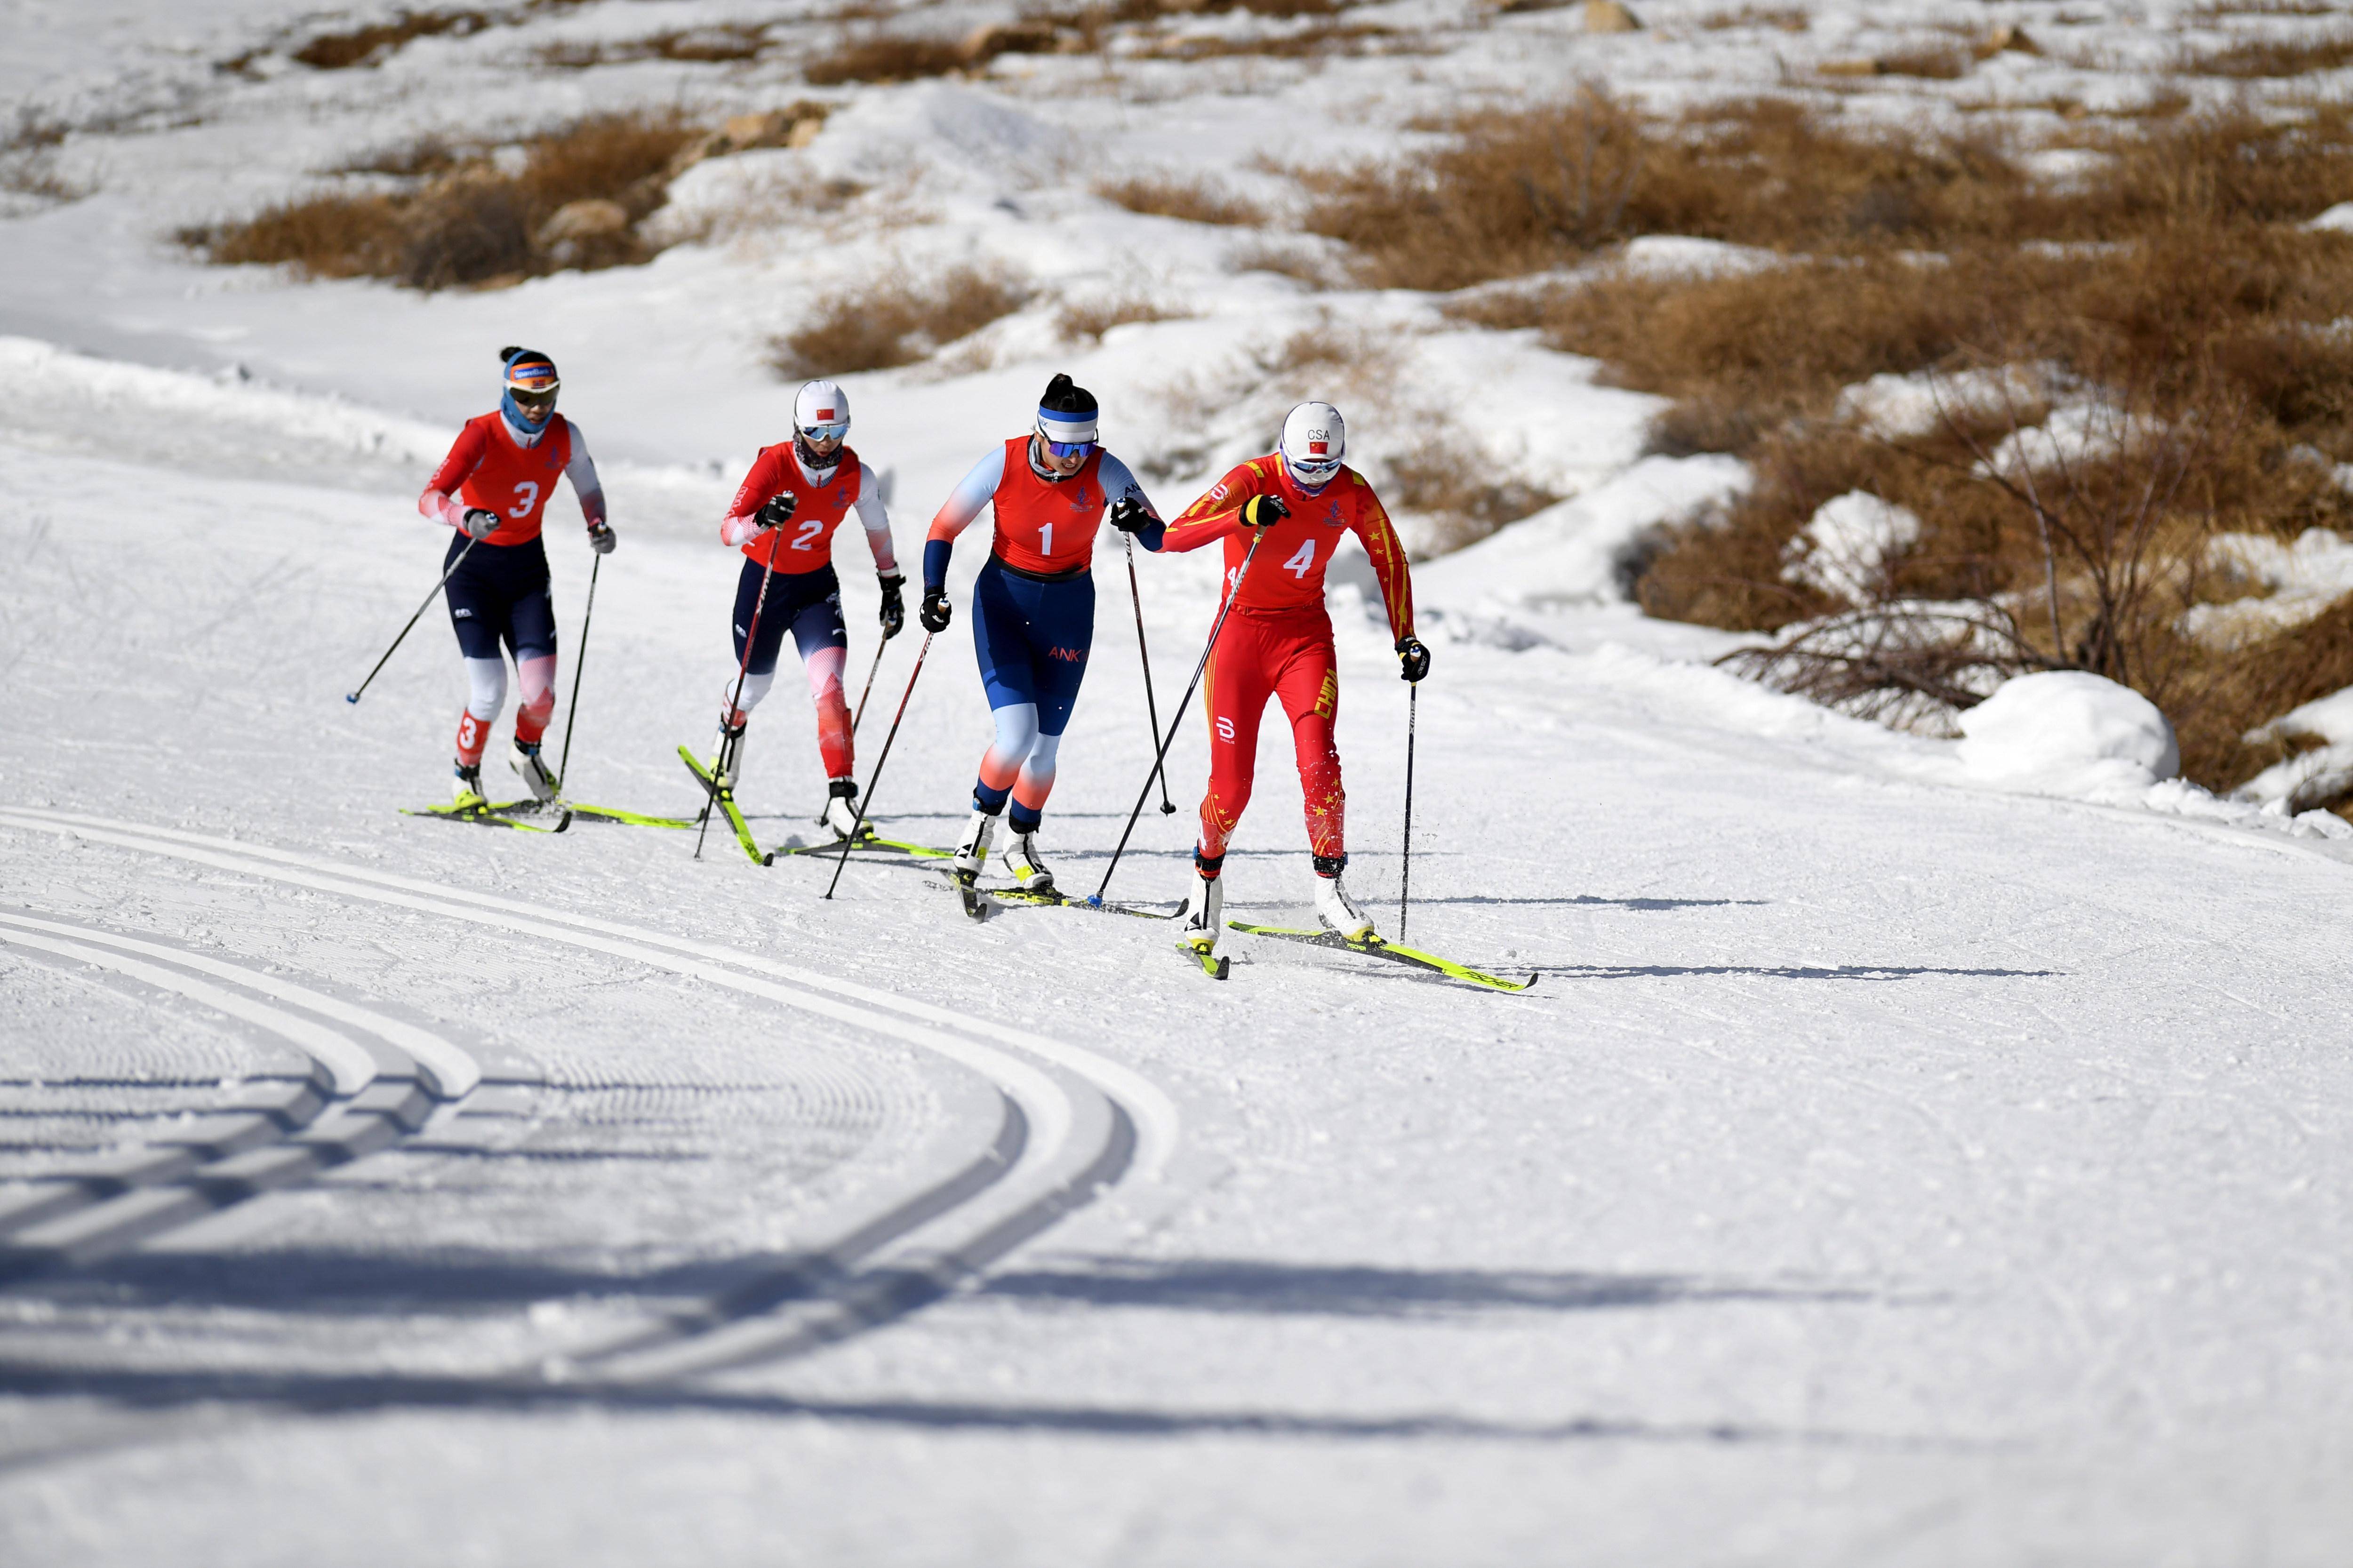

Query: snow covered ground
[6,2,2353,1563]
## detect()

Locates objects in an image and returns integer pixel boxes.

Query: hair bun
[499,345,524,363]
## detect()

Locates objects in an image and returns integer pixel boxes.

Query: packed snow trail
[6,372,2353,1562]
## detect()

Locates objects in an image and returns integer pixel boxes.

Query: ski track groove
[0,806,1176,1385]
[0,908,479,1275]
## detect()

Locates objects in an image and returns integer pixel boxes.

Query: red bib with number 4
[988,436,1105,576]
[427,412,576,547]
[728,442,866,574]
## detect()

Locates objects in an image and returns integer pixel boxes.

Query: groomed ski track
[0,806,1173,1387]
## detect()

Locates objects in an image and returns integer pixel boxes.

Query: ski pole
[344,536,480,704]
[1125,531,1176,816]
[695,552,779,862]
[849,636,888,738]
[824,631,934,900]
[1089,526,1273,906]
[553,551,601,795]
[1399,680,1417,944]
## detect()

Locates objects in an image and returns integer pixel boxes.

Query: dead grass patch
[802,33,973,85]
[180,111,700,289]
[1385,441,1560,555]
[291,9,493,70]
[1139,22,1391,60]
[1057,291,1186,339]
[2,110,81,201]
[1697,7,1809,31]
[1875,44,1972,79]
[1094,173,1266,225]
[769,264,1035,376]
[1375,92,2353,785]
[537,24,772,69]
[2177,27,2353,77]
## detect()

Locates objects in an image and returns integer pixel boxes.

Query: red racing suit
[1159,456,1414,863]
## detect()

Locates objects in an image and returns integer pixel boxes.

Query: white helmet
[794,379,850,439]
[1280,401,1345,488]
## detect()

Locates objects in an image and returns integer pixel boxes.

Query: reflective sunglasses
[1044,439,1095,460]
[510,385,559,409]
[1288,455,1341,482]
[800,421,850,442]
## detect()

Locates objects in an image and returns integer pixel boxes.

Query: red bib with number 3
[430,412,575,547]
[988,436,1104,576]
[729,441,866,574]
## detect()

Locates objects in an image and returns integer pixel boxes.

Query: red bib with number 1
[988,436,1104,576]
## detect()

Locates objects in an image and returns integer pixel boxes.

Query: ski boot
[453,761,487,809]
[710,718,747,794]
[951,805,1000,886]
[1002,827,1053,892]
[1176,854,1227,976]
[821,778,868,841]
[509,738,557,802]
[1313,854,1375,942]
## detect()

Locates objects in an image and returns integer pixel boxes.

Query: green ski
[986,887,1176,921]
[1180,936,1230,980]
[770,832,952,861]
[1225,921,1537,992]
[404,798,571,832]
[563,801,696,829]
[677,746,771,866]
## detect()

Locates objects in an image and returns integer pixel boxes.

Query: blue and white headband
[1037,405,1099,447]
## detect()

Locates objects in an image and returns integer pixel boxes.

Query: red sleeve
[1349,478,1415,641]
[1160,460,1270,555]
[422,419,489,502]
[727,446,791,522]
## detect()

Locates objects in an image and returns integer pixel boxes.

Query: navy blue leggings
[733,560,846,675]
[444,533,555,661]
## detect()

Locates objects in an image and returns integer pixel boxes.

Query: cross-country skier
[1155,401,1430,960]
[920,373,1164,892]
[417,346,615,807]
[708,379,904,840]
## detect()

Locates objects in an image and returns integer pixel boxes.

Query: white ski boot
[951,806,1000,883]
[1002,829,1053,892]
[509,739,557,802]
[453,762,486,808]
[1313,863,1375,942]
[821,778,866,841]
[1176,869,1225,954]
[710,720,747,793]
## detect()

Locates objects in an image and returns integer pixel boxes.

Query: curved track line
[6,808,1180,1182]
[0,909,479,1097]
[0,919,469,1271]
[0,924,377,1096]
[0,807,1160,1375]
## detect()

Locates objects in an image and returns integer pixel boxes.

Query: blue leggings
[970,558,1093,831]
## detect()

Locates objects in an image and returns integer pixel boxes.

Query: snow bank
[1780,490,1920,605]
[1615,235,1781,280]
[1834,364,2049,440]
[1958,671,2179,793]
[1415,453,1749,610]
[2308,201,2353,234]
[2179,528,2353,650]
[2238,685,2353,813]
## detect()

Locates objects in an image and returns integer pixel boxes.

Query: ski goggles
[509,385,559,410]
[1286,453,1342,484]
[799,419,850,442]
[1042,438,1096,460]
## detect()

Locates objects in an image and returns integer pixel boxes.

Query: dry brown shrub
[1141,22,1390,60]
[182,111,700,289]
[537,24,771,68]
[1697,6,1809,30]
[2177,27,2353,77]
[804,31,999,85]
[3,110,83,201]
[1876,44,1972,79]
[1226,237,1340,286]
[292,10,492,70]
[1057,292,1185,338]
[770,265,1035,376]
[1384,440,1560,555]
[1094,174,1265,225]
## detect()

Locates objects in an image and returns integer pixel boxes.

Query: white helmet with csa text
[1280,401,1345,489]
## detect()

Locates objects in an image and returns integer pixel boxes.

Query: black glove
[1240,494,1290,529]
[1109,496,1152,535]
[919,587,952,634]
[586,519,617,555]
[878,572,906,639]
[1396,635,1431,683]
[758,492,799,530]
[461,507,502,539]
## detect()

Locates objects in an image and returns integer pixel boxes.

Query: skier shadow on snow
[1533,962,2058,981]
[976,1257,1922,1317]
